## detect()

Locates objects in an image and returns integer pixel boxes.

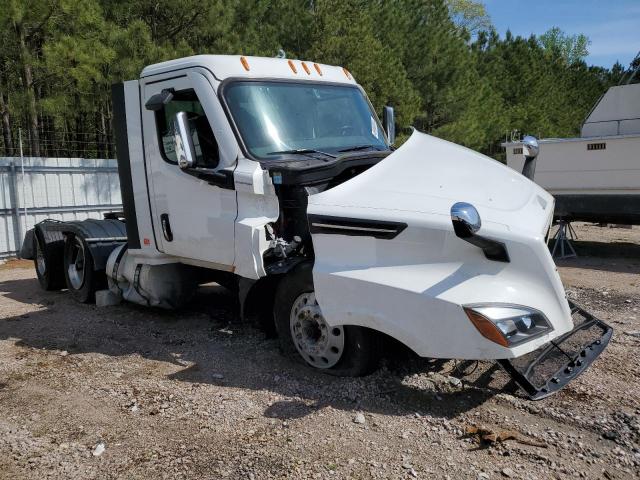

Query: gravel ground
[0,223,639,479]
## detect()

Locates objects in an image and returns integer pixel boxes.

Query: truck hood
[309,130,553,234]
[307,130,569,360]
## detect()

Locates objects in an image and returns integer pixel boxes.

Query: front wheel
[63,234,102,303]
[274,263,379,376]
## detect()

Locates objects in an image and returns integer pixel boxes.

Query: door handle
[160,213,173,242]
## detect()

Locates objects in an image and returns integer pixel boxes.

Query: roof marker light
[240,56,250,71]
[314,63,323,76]
[342,67,352,80]
[288,60,298,74]
[301,62,311,75]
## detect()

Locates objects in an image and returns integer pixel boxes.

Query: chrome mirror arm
[451,202,510,263]
[521,135,539,180]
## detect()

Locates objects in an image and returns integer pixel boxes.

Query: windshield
[223,81,389,159]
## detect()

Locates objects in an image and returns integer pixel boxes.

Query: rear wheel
[274,263,379,376]
[63,234,101,303]
[33,228,65,291]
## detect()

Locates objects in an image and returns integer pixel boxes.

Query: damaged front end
[499,301,612,400]
[306,130,612,399]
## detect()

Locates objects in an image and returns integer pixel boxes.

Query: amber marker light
[463,307,509,347]
[240,56,250,71]
[288,60,298,74]
[301,62,311,75]
[342,67,352,79]
[313,63,323,76]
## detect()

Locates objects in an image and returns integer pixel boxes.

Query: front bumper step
[498,301,612,400]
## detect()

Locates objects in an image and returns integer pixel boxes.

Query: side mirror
[522,135,539,159]
[172,111,196,169]
[451,202,481,238]
[382,105,396,145]
[145,89,174,111]
[521,135,539,180]
[451,202,510,262]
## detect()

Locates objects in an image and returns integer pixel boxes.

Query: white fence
[0,157,122,258]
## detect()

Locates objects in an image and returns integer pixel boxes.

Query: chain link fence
[1,128,116,160]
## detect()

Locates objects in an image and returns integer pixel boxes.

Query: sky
[483,0,640,68]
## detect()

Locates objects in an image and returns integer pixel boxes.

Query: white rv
[21,55,611,400]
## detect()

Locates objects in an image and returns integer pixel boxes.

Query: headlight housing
[464,304,552,347]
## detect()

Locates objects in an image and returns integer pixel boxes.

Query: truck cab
[22,55,611,399]
[114,55,391,280]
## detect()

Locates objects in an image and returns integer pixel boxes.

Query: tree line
[0,0,635,160]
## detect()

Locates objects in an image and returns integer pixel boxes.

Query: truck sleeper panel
[111,82,141,249]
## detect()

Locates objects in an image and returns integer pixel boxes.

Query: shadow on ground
[555,255,640,276]
[0,276,507,421]
[550,239,640,274]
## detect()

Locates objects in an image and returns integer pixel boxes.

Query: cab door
[141,71,238,268]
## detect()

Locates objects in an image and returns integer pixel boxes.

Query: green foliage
[0,0,632,159]
[539,27,590,65]
[308,0,421,128]
[446,0,491,34]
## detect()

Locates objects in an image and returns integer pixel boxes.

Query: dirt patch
[0,259,33,271]
[0,223,638,479]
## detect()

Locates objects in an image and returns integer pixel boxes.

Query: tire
[63,234,103,303]
[274,262,379,377]
[33,228,65,291]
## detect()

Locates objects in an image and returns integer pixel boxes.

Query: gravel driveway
[0,223,639,479]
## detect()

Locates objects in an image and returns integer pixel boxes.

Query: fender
[40,219,127,271]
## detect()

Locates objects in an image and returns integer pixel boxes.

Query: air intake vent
[513,147,523,154]
[587,142,606,151]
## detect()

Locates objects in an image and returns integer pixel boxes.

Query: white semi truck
[21,55,611,399]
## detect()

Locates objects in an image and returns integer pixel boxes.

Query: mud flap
[20,228,36,259]
[498,301,612,400]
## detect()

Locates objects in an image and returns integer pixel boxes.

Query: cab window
[223,81,388,159]
[155,89,219,168]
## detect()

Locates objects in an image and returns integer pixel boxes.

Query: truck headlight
[463,305,552,347]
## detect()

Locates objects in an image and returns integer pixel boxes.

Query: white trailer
[503,82,640,224]
[21,54,611,399]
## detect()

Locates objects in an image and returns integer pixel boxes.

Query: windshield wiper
[337,144,384,153]
[267,148,336,158]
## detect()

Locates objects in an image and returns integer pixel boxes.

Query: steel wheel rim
[67,237,86,290]
[290,292,344,369]
[35,237,46,276]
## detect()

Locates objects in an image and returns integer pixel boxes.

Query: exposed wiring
[446,359,480,378]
